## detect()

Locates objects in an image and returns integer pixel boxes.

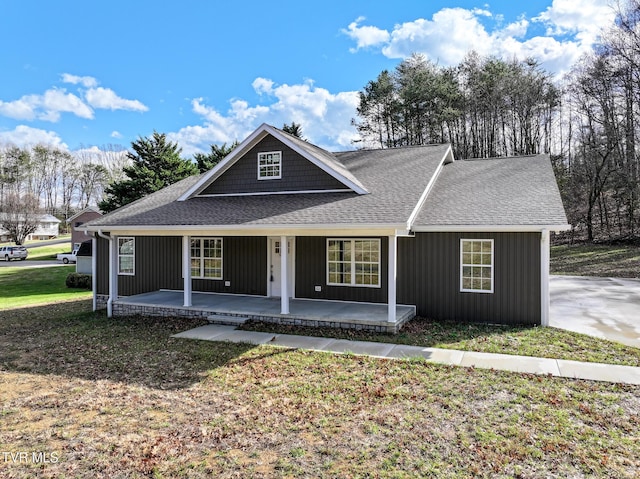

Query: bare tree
[1,193,42,245]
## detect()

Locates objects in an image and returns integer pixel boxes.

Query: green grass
[0,304,638,478]
[0,266,92,309]
[241,316,640,367]
[551,243,640,278]
[25,243,70,260]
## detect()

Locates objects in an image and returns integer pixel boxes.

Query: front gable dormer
[178,124,368,200]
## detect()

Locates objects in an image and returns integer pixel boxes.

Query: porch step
[207,314,249,326]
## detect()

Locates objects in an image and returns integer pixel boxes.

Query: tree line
[355,1,640,243]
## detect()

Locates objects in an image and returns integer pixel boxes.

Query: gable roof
[414,154,569,230]
[80,123,568,235]
[66,206,102,223]
[81,143,453,232]
[178,123,368,200]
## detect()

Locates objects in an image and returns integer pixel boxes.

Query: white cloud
[342,16,391,52]
[382,8,494,63]
[169,78,360,156]
[0,89,93,122]
[533,0,615,44]
[0,125,67,149]
[111,130,123,139]
[85,87,149,112]
[61,73,98,88]
[0,74,148,124]
[345,2,616,76]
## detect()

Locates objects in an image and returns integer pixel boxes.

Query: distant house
[80,123,569,331]
[67,207,102,249]
[0,214,61,242]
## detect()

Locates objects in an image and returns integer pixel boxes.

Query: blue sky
[0,0,617,156]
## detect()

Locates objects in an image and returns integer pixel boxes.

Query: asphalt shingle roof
[415,154,568,227]
[84,144,450,229]
[83,143,568,231]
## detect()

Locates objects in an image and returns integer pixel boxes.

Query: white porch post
[388,234,397,323]
[91,236,97,312]
[182,235,192,307]
[280,235,289,314]
[540,229,550,327]
[108,235,119,318]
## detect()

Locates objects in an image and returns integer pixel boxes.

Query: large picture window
[191,237,223,279]
[460,239,494,293]
[117,237,135,275]
[327,239,380,287]
[258,151,282,180]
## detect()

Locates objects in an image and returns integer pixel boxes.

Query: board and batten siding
[96,236,267,297]
[200,135,346,195]
[295,236,389,303]
[397,232,541,325]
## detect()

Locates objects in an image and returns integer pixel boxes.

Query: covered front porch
[110,290,416,333]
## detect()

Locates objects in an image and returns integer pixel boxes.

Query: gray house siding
[295,236,389,303]
[397,232,541,325]
[96,236,267,297]
[201,135,346,195]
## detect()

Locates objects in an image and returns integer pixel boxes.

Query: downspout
[96,229,113,317]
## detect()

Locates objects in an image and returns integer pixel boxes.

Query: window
[190,237,223,279]
[118,237,135,275]
[258,151,282,180]
[327,239,380,287]
[460,239,493,293]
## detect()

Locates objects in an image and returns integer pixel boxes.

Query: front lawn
[0,303,638,478]
[0,266,92,309]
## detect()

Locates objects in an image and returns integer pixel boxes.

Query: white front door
[269,237,294,297]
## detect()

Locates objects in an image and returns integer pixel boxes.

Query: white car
[57,248,79,264]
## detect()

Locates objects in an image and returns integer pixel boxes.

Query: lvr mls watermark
[2,451,60,464]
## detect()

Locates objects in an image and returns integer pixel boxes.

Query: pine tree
[99,132,197,213]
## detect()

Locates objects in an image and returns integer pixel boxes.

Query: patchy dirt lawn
[1,301,639,478]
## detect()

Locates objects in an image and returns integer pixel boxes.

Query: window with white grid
[190,237,223,279]
[327,239,380,287]
[257,151,282,180]
[460,239,494,293]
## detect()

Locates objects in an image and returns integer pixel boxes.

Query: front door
[269,237,294,297]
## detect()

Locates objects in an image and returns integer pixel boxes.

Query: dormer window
[258,151,282,180]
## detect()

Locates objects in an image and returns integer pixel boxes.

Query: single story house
[80,123,569,332]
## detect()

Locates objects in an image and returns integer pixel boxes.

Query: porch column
[182,235,192,307]
[540,229,550,326]
[280,235,289,314]
[108,235,119,318]
[91,236,97,312]
[388,234,397,323]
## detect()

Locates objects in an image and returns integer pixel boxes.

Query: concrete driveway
[550,275,640,348]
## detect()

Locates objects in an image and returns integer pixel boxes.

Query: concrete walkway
[172,324,640,385]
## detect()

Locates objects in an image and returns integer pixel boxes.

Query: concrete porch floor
[114,290,416,333]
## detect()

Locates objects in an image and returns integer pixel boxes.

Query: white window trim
[460,238,494,294]
[257,151,282,180]
[326,238,381,288]
[117,236,135,276]
[191,237,223,280]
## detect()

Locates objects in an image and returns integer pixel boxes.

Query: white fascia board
[177,123,272,201]
[406,144,453,230]
[197,188,353,198]
[412,224,572,233]
[80,223,408,237]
